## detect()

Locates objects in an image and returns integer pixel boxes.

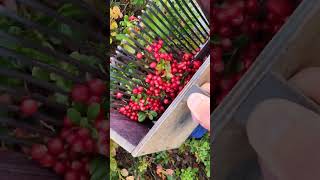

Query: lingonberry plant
[23,78,108,180]
[212,0,302,107]
[115,39,202,122]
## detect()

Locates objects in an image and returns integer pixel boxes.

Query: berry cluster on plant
[21,79,107,180]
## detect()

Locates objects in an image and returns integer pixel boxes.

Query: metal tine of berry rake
[110,63,146,84]
[115,50,152,74]
[135,23,171,53]
[141,10,182,54]
[189,0,209,27]
[137,16,180,56]
[110,76,135,91]
[0,116,55,136]
[110,83,132,96]
[111,69,147,88]
[0,103,62,126]
[128,26,178,61]
[122,40,155,63]
[166,0,203,44]
[110,95,130,103]
[110,86,131,98]
[145,4,193,53]
[122,36,157,62]
[124,33,155,56]
[0,31,106,80]
[0,67,69,95]
[0,47,83,84]
[180,0,209,36]
[110,57,146,79]
[147,0,197,51]
[174,0,207,41]
[116,46,154,73]
[0,135,41,146]
[0,7,103,61]
[15,0,105,43]
[115,49,152,74]
[156,0,200,49]
[0,84,68,112]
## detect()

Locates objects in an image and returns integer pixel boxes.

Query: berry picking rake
[110,0,210,156]
[0,0,106,152]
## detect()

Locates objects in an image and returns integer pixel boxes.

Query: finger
[200,83,210,94]
[289,67,320,104]
[247,99,320,180]
[187,93,210,130]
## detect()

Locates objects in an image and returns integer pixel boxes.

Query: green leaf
[32,67,50,81]
[138,112,147,122]
[164,62,173,79]
[91,128,99,139]
[87,103,101,121]
[80,117,90,128]
[148,114,154,120]
[59,24,72,37]
[90,156,109,180]
[115,34,127,41]
[54,93,68,104]
[73,102,86,114]
[67,108,82,124]
[132,0,145,6]
[149,111,157,117]
[70,51,99,66]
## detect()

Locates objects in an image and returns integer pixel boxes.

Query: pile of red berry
[115,39,203,122]
[71,78,106,104]
[212,0,301,106]
[29,116,108,180]
[22,78,107,180]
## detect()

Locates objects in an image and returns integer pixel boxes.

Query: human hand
[247,67,320,180]
[187,83,210,130]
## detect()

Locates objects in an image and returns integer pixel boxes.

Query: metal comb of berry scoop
[110,0,210,156]
[0,0,106,145]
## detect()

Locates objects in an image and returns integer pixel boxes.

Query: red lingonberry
[115,92,123,99]
[71,138,84,153]
[77,128,91,139]
[71,85,89,103]
[20,99,38,116]
[64,171,79,180]
[71,160,83,171]
[80,174,89,180]
[40,153,56,167]
[47,138,64,155]
[84,139,94,153]
[163,99,170,104]
[53,161,66,175]
[150,62,157,69]
[87,79,106,96]
[31,144,47,161]
[63,116,73,128]
[146,46,152,52]
[136,52,143,59]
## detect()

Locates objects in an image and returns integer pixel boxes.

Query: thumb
[187,93,210,130]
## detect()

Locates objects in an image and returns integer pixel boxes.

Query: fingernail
[187,93,205,111]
